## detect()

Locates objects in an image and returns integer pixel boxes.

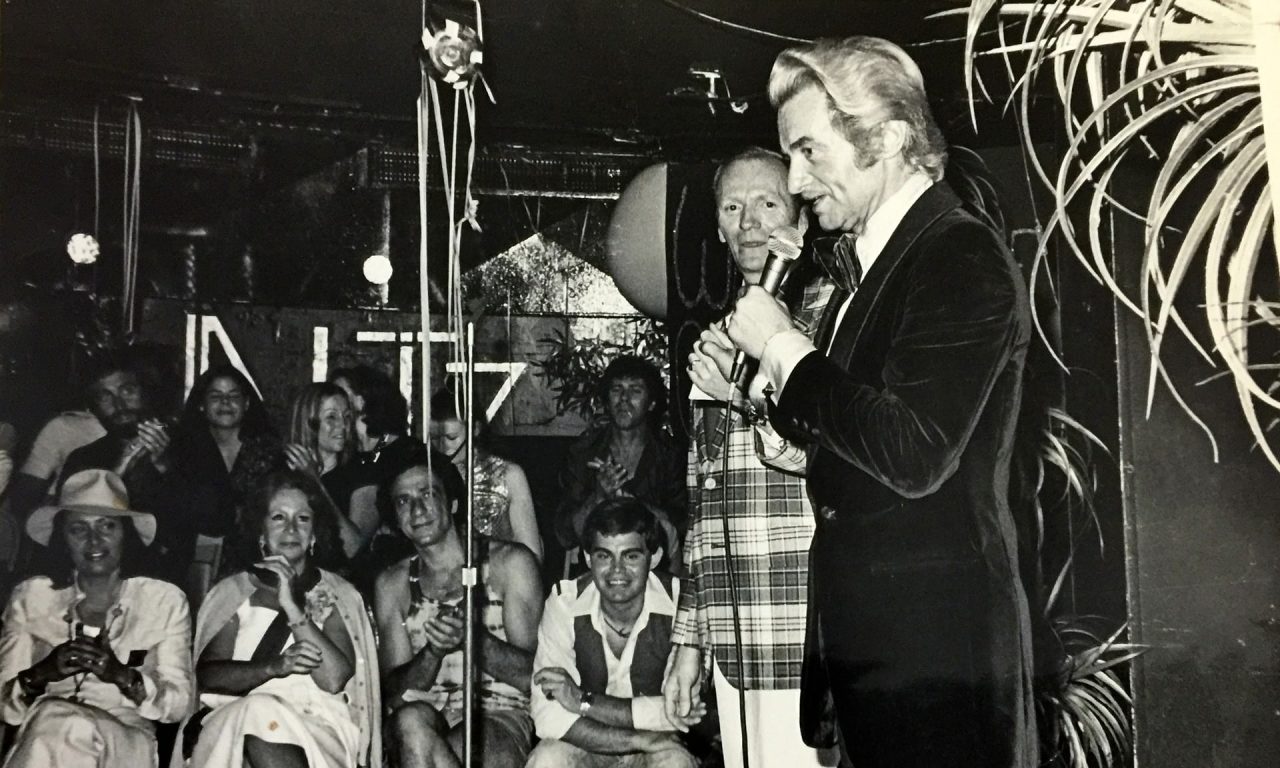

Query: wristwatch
[578,689,596,716]
[121,669,147,701]
[16,668,44,698]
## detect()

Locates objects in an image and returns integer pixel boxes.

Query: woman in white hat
[0,468,195,767]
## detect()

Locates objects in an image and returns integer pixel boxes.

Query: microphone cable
[715,399,751,768]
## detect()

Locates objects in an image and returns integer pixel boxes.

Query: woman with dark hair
[328,366,386,455]
[171,365,283,544]
[0,469,194,767]
[327,368,427,584]
[177,468,381,768]
[429,388,543,563]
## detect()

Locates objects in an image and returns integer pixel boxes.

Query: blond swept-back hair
[287,381,352,464]
[768,36,947,181]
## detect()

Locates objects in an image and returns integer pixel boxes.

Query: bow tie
[812,233,863,293]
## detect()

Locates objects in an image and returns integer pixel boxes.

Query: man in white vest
[528,498,699,768]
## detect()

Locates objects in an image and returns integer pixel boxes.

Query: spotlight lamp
[66,233,100,265]
[362,253,394,285]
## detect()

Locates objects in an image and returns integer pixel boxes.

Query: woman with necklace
[179,468,381,768]
[0,469,194,767]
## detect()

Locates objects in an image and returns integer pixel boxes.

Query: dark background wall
[1107,184,1280,766]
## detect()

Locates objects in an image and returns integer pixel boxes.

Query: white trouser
[712,659,840,768]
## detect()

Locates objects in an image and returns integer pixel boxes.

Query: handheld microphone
[728,225,804,385]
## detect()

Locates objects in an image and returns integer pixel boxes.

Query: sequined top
[471,452,514,541]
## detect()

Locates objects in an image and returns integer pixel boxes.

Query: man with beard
[527,498,697,768]
[375,450,542,768]
[53,357,202,585]
[4,361,119,535]
[556,356,686,571]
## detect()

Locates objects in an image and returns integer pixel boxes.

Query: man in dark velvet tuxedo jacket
[717,37,1038,768]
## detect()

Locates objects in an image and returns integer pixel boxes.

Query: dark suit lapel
[827,183,964,365]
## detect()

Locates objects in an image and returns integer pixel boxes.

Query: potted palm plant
[943,2,1277,766]
[950,0,1279,469]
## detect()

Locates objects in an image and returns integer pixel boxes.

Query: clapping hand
[587,456,633,498]
[135,419,171,472]
[253,555,302,613]
[272,640,323,677]
[283,444,323,478]
[114,419,171,475]
[421,605,465,656]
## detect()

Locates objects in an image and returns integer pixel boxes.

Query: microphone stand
[462,322,477,768]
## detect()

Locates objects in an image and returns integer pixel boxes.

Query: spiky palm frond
[945,0,1280,472]
[1041,618,1145,768]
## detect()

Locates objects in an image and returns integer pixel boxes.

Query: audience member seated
[178,468,380,768]
[527,498,700,768]
[0,469,194,767]
[58,355,204,585]
[5,363,112,544]
[429,388,543,563]
[328,366,426,580]
[555,356,687,571]
[374,451,541,768]
[170,365,283,552]
[283,382,367,558]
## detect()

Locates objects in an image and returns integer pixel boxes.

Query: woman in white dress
[178,468,381,768]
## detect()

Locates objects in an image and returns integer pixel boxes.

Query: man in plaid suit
[663,148,837,768]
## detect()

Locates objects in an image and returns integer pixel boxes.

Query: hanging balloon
[422,20,483,88]
[606,163,669,319]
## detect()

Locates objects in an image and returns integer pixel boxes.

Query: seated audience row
[3,357,542,596]
[0,448,697,767]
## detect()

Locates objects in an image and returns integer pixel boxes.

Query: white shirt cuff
[760,329,816,400]
[631,695,676,732]
[135,672,162,721]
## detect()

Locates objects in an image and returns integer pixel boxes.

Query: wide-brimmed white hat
[27,469,157,546]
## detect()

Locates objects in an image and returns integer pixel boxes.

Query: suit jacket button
[809,427,821,437]
[819,505,836,520]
